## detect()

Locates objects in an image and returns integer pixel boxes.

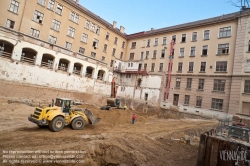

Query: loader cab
[55,98,71,113]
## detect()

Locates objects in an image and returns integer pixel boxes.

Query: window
[129,53,134,60]
[48,35,57,44]
[56,4,63,15]
[6,19,15,29]
[79,47,85,54]
[103,44,107,52]
[90,23,95,32]
[51,19,60,31]
[172,49,175,57]
[144,63,147,70]
[112,48,116,56]
[151,63,155,72]
[192,32,197,41]
[145,93,148,101]
[85,20,90,29]
[9,0,19,14]
[198,79,204,90]
[196,96,202,107]
[172,35,176,42]
[126,74,131,78]
[248,40,250,52]
[245,80,250,93]
[38,0,46,6]
[91,52,96,58]
[33,10,44,24]
[176,78,181,88]
[131,42,136,49]
[128,63,130,67]
[93,39,99,49]
[216,61,227,72]
[140,52,144,60]
[114,37,118,44]
[219,26,231,38]
[47,0,55,10]
[155,38,158,46]
[159,63,163,72]
[146,51,149,59]
[30,28,40,38]
[122,41,125,48]
[217,44,229,54]
[202,45,208,55]
[184,95,190,105]
[65,42,72,50]
[211,98,223,110]
[245,60,250,71]
[189,62,194,72]
[178,62,183,72]
[163,37,167,45]
[153,50,157,59]
[81,33,88,43]
[181,34,186,42]
[161,49,165,58]
[147,39,151,47]
[200,62,206,72]
[110,60,114,67]
[213,80,225,91]
[120,52,123,59]
[204,30,210,40]
[67,27,75,37]
[69,11,79,23]
[131,63,133,67]
[102,56,105,61]
[190,47,196,56]
[186,78,192,89]
[96,26,100,34]
[106,32,110,40]
[180,48,184,57]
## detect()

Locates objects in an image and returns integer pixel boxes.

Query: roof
[127,9,250,39]
[56,98,71,101]
[62,0,126,38]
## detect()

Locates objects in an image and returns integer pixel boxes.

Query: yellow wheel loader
[28,98,100,132]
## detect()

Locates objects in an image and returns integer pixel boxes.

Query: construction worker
[124,105,127,110]
[132,113,136,124]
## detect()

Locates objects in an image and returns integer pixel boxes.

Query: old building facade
[0,0,249,116]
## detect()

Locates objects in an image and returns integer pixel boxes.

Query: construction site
[0,0,250,165]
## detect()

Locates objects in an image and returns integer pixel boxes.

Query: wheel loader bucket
[84,109,100,125]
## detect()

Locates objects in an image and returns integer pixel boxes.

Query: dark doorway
[173,94,179,106]
[138,64,142,70]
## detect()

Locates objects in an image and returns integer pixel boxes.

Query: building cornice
[62,0,127,38]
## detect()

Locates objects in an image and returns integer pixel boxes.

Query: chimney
[113,21,117,28]
[75,0,79,4]
[120,26,125,33]
[151,28,154,31]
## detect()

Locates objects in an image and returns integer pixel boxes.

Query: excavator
[28,98,100,132]
[101,77,124,110]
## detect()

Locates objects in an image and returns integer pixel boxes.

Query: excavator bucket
[84,109,100,125]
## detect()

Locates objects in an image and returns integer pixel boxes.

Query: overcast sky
[79,0,241,34]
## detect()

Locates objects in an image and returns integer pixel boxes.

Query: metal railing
[21,56,35,65]
[97,76,103,80]
[85,73,92,78]
[58,66,68,72]
[0,51,12,59]
[125,69,147,74]
[73,70,81,75]
[41,61,53,69]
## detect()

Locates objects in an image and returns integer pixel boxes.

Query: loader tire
[71,117,85,130]
[49,116,65,132]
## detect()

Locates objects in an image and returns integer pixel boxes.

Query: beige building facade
[0,0,249,117]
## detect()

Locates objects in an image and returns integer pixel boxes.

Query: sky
[79,0,242,34]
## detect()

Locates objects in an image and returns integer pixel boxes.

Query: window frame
[186,78,192,89]
[190,47,196,56]
[79,47,85,54]
[178,62,183,72]
[47,0,55,11]
[184,95,190,105]
[51,19,61,31]
[67,26,75,38]
[198,79,205,90]
[216,61,227,72]
[38,0,46,6]
[81,33,88,43]
[5,19,15,29]
[217,43,229,55]
[244,80,250,93]
[204,30,210,40]
[69,11,79,23]
[181,34,186,42]
[176,78,181,88]
[30,28,40,38]
[9,0,20,14]
[159,63,163,72]
[196,96,202,107]
[151,63,155,72]
[200,62,206,72]
[219,26,231,38]
[33,10,44,24]
[213,79,225,92]
[65,41,72,50]
[55,3,63,15]
[191,32,197,41]
[202,45,208,56]
[211,98,223,110]
[180,48,184,57]
[48,35,57,44]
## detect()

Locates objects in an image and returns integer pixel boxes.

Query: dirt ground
[0,97,218,166]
